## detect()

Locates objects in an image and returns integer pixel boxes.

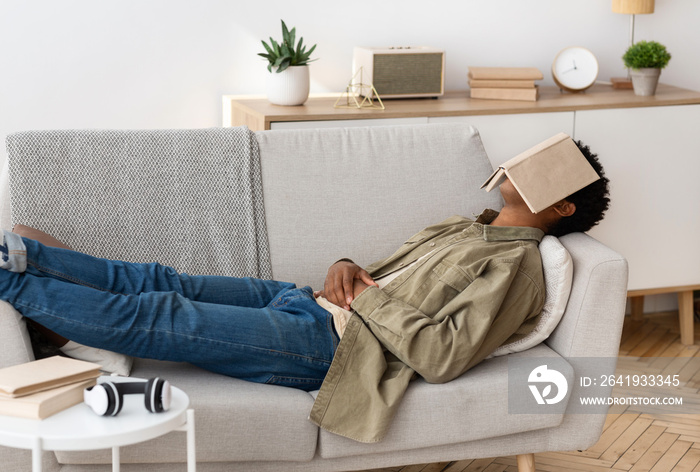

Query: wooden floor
[359,310,700,472]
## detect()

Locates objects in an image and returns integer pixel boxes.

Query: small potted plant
[259,20,317,106]
[622,40,671,96]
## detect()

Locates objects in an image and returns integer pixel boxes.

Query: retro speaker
[353,47,445,99]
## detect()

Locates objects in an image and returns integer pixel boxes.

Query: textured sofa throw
[6,127,271,279]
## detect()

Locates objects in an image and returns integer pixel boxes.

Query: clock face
[552,47,599,92]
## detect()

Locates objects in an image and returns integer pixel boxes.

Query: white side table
[0,376,196,472]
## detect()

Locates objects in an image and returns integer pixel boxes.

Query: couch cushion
[257,123,503,290]
[55,359,319,465]
[0,303,34,368]
[315,343,568,459]
[488,235,573,357]
[59,341,133,376]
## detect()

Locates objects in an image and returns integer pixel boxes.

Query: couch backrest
[256,123,503,289]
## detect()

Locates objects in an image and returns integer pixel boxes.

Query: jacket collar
[476,209,545,243]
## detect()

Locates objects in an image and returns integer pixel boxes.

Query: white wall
[1,0,698,147]
[0,0,697,311]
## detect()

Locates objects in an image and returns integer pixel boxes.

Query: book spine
[468,79,536,89]
[468,68,544,81]
[469,87,539,102]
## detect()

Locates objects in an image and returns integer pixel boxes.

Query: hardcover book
[481,133,600,213]
[470,87,539,102]
[468,67,544,81]
[469,79,536,89]
[0,378,96,419]
[0,356,101,398]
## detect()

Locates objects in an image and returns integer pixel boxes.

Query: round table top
[0,376,190,451]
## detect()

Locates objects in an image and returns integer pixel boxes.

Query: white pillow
[60,341,133,376]
[487,235,573,357]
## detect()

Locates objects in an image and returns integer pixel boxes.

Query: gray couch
[0,123,628,471]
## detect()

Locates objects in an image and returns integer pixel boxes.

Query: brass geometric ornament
[334,67,385,110]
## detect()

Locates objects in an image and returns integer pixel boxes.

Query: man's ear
[553,200,576,217]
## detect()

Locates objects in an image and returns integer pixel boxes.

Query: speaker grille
[372,53,443,95]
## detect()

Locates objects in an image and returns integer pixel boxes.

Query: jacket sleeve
[350,259,543,383]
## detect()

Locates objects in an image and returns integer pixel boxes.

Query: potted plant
[622,40,671,96]
[259,20,317,106]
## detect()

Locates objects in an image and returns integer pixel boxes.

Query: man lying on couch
[0,134,609,442]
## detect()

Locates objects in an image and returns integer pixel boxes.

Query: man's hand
[319,260,377,310]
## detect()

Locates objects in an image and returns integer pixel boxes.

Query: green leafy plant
[623,40,672,69]
[258,20,317,73]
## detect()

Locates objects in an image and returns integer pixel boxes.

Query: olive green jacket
[309,210,545,443]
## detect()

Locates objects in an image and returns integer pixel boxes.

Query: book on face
[481,132,600,214]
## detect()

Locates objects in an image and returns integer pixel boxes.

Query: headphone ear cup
[84,384,109,416]
[104,381,123,416]
[160,379,171,411]
[145,378,167,413]
[85,382,122,416]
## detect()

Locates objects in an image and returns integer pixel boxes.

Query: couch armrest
[0,300,34,368]
[547,232,628,359]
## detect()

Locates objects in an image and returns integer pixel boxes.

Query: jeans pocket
[270,286,314,309]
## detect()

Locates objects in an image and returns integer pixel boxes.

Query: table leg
[32,437,42,472]
[187,409,196,472]
[678,290,695,345]
[112,446,120,472]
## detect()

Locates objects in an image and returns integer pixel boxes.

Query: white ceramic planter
[266,65,310,106]
[629,68,661,96]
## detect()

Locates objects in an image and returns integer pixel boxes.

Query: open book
[481,133,600,213]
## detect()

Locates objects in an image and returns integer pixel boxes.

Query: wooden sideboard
[223,84,700,131]
[224,84,700,344]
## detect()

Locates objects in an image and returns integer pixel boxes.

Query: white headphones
[84,377,171,416]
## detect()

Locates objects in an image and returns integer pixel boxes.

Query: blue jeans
[0,237,338,391]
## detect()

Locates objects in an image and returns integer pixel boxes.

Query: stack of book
[0,356,101,419]
[468,67,544,102]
